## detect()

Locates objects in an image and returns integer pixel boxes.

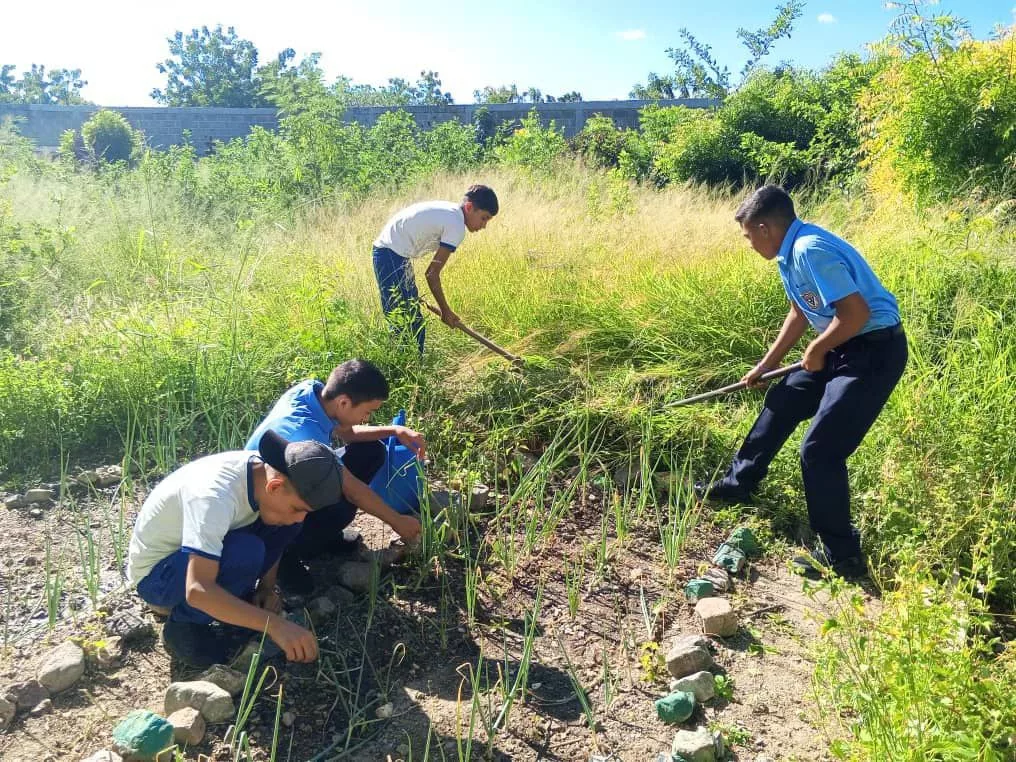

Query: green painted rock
[112,709,174,761]
[654,689,696,723]
[726,526,763,557]
[712,543,746,574]
[684,579,714,602]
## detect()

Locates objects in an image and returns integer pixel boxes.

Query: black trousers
[721,325,908,559]
[286,440,385,560]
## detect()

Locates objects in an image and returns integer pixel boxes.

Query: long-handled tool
[665,361,803,408]
[423,302,522,365]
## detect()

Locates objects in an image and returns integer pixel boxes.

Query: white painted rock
[37,641,86,694]
[666,642,714,679]
[197,664,246,697]
[669,670,716,702]
[25,488,55,503]
[672,726,716,762]
[695,598,739,638]
[168,706,206,745]
[165,680,234,723]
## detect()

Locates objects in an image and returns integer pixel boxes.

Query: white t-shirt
[373,201,467,259]
[126,451,259,585]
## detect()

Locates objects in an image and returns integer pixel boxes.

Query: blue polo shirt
[245,380,335,451]
[776,218,900,335]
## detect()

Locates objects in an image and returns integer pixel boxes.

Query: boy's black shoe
[163,619,245,669]
[277,551,315,596]
[693,480,753,505]
[791,544,867,580]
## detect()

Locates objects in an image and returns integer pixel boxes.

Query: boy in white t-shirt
[127,431,343,668]
[372,184,499,353]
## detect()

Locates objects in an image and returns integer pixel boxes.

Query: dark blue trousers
[720,326,908,559]
[373,246,425,354]
[136,519,302,625]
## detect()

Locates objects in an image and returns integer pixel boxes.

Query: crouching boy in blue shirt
[245,359,424,593]
[696,185,907,577]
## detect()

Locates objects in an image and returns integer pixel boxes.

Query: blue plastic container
[368,409,421,515]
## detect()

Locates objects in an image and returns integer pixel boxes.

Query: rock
[612,463,637,490]
[375,702,394,719]
[655,690,695,723]
[4,679,50,711]
[308,596,337,624]
[112,710,174,761]
[95,465,123,487]
[684,579,714,603]
[282,711,295,728]
[197,664,246,697]
[665,642,714,679]
[712,543,746,574]
[29,508,45,519]
[25,488,56,504]
[337,561,373,594]
[3,494,25,509]
[81,751,124,762]
[37,640,86,694]
[468,483,490,511]
[168,707,206,745]
[726,526,763,557]
[669,671,716,703]
[701,567,730,593]
[77,470,101,486]
[94,637,125,669]
[23,554,41,567]
[654,755,675,762]
[0,695,15,731]
[104,611,154,643]
[164,680,235,723]
[695,598,739,638]
[30,698,53,716]
[672,726,716,762]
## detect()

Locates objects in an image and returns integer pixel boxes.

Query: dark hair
[322,359,389,404]
[464,184,499,215]
[734,184,796,226]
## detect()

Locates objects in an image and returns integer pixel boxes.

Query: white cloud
[617,29,646,41]
[817,12,837,24]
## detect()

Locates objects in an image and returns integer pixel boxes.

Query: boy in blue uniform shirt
[697,185,907,576]
[246,359,424,593]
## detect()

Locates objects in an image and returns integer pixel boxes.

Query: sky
[2,1,1014,106]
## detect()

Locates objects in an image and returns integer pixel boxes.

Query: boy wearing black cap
[127,431,342,667]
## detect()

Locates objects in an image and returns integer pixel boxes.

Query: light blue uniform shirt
[776,218,900,335]
[245,380,335,451]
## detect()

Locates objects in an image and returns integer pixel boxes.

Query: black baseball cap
[258,430,343,511]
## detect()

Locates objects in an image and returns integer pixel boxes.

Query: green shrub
[493,110,568,171]
[862,28,1016,200]
[81,110,140,164]
[421,119,483,173]
[652,110,745,185]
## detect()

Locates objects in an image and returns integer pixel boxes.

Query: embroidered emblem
[801,291,820,309]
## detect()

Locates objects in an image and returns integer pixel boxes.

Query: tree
[473,84,522,104]
[556,91,583,102]
[631,1,805,99]
[0,64,88,104]
[151,25,295,107]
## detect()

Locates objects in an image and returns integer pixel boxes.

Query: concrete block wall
[0,99,717,155]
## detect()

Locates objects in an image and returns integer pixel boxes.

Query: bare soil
[0,473,867,762]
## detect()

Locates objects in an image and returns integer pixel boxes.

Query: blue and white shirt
[373,201,467,259]
[245,380,335,451]
[777,218,900,334]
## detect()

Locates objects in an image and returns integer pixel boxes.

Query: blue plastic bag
[368,409,421,515]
